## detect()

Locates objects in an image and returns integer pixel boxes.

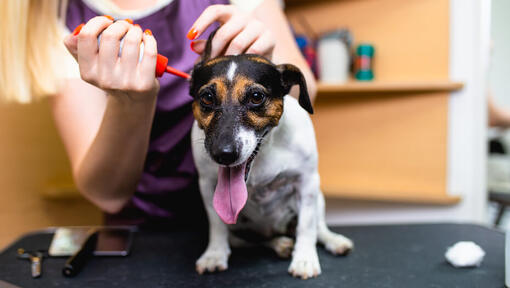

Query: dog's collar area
[244,130,270,182]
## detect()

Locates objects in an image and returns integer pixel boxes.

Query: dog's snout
[212,144,239,166]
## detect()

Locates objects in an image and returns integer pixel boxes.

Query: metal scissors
[17,248,46,278]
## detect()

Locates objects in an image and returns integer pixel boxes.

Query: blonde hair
[0,0,68,103]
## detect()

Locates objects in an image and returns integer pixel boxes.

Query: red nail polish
[104,15,114,21]
[187,28,198,40]
[72,23,85,36]
[125,18,133,24]
[190,41,197,53]
[134,24,141,29]
[144,29,152,36]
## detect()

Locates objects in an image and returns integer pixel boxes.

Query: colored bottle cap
[156,54,169,77]
[357,44,375,57]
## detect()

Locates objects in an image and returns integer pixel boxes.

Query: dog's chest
[229,170,301,241]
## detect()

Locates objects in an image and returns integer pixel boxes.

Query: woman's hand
[63,16,159,102]
[188,5,276,60]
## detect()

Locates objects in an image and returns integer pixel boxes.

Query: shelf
[317,80,464,95]
[323,188,462,205]
[285,0,337,9]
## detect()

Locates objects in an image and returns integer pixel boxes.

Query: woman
[1,0,316,228]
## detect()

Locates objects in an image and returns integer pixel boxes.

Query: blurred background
[0,0,507,249]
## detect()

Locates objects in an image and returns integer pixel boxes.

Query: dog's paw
[323,233,353,255]
[288,247,321,279]
[269,236,294,258]
[196,247,231,274]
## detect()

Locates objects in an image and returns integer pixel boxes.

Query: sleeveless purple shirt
[66,0,228,227]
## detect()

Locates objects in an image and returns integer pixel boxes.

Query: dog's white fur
[191,96,353,279]
[226,62,238,82]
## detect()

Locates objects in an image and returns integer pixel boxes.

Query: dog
[189,32,353,279]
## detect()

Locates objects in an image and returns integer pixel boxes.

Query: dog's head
[189,31,313,224]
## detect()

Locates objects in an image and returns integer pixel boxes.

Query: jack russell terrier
[189,31,353,279]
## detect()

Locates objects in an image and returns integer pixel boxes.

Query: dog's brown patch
[192,101,214,129]
[232,76,255,103]
[193,78,228,130]
[246,55,272,65]
[246,98,283,129]
[203,56,229,67]
[208,78,228,103]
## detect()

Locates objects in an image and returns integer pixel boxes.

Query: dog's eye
[249,92,266,106]
[200,92,215,107]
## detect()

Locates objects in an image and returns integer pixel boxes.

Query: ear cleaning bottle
[73,23,190,79]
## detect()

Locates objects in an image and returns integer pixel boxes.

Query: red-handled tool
[155,54,191,79]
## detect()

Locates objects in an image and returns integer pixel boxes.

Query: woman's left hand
[188,4,276,60]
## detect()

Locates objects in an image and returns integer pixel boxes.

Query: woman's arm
[488,92,510,128]
[53,16,159,214]
[189,0,317,102]
[253,0,317,102]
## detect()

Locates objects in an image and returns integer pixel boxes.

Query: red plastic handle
[155,54,168,78]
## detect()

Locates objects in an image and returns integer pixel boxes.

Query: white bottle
[317,30,352,84]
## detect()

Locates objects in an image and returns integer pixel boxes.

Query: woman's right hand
[63,16,159,102]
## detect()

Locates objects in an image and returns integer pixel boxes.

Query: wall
[0,99,102,250]
[324,0,490,225]
[489,0,510,108]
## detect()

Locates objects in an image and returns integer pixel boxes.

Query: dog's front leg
[196,177,231,274]
[288,172,321,279]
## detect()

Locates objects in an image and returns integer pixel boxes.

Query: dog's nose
[213,145,239,166]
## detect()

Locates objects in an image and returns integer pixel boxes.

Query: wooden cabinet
[286,0,462,204]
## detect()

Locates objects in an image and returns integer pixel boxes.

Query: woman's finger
[139,29,158,86]
[187,5,235,40]
[120,24,143,72]
[63,33,78,60]
[209,14,248,58]
[190,39,206,54]
[224,20,263,56]
[245,30,275,59]
[97,20,131,80]
[76,16,113,70]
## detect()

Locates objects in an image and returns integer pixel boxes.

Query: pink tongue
[213,163,248,224]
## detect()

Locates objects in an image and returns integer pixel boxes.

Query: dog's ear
[276,64,314,114]
[201,27,219,63]
[190,28,220,97]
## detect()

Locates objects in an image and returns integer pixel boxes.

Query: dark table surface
[0,223,504,288]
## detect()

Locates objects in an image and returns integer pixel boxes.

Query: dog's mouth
[213,132,267,225]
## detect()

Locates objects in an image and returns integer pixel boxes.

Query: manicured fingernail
[72,23,84,36]
[134,24,141,29]
[144,29,152,36]
[187,28,198,40]
[190,41,197,53]
[125,18,133,24]
[104,15,114,21]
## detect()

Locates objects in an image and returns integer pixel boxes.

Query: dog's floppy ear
[201,27,219,63]
[276,64,314,114]
[190,28,220,96]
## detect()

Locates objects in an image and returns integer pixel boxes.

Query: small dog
[189,32,353,279]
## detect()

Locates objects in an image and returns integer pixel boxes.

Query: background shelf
[318,80,464,95]
[323,188,462,205]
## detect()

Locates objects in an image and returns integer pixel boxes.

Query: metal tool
[17,248,45,278]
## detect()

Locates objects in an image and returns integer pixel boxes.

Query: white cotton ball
[445,241,486,268]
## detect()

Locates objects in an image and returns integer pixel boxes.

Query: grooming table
[0,224,503,287]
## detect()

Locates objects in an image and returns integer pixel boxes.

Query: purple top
[66,0,228,227]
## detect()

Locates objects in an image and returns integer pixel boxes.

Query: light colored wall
[325,0,490,226]
[488,0,510,145]
[489,0,510,108]
[0,99,102,250]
